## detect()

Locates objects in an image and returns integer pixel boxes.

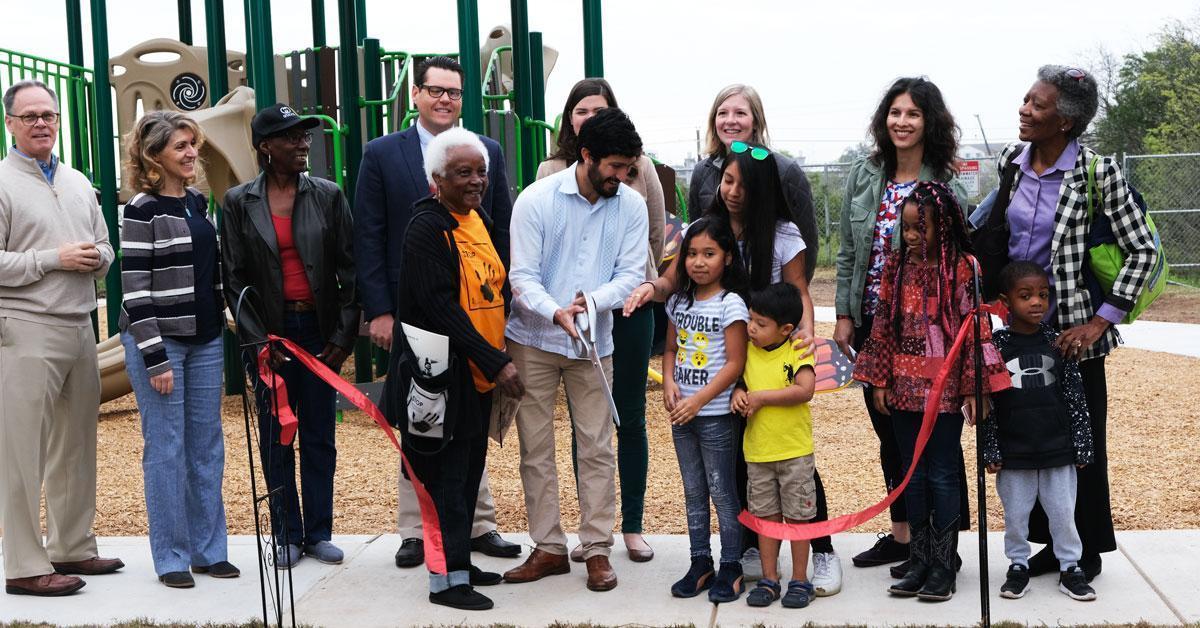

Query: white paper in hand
[401,322,449,377]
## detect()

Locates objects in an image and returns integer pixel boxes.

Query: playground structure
[0,0,684,402]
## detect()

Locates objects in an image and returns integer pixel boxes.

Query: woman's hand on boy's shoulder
[790,327,815,359]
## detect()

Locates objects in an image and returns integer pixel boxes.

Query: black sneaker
[429,584,494,610]
[852,533,909,567]
[1000,563,1030,599]
[1059,566,1097,601]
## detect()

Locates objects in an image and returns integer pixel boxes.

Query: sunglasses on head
[1066,67,1087,81]
[730,140,770,161]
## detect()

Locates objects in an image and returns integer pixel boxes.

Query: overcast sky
[3,0,1196,163]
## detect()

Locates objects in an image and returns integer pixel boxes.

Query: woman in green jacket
[833,77,969,577]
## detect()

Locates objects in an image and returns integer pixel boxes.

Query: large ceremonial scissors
[570,291,621,427]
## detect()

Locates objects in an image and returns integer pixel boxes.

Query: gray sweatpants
[996,465,1082,570]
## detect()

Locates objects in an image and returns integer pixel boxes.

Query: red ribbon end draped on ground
[257,335,449,574]
[739,302,1008,542]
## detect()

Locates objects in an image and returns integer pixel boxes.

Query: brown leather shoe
[502,548,569,583]
[6,573,86,596]
[51,556,125,576]
[585,555,618,591]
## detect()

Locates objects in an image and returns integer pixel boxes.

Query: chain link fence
[1124,153,1200,275]
[802,159,998,267]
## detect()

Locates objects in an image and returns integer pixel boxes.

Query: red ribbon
[258,335,447,574]
[738,303,1007,541]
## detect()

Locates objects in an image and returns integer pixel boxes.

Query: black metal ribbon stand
[235,286,297,628]
[971,261,991,628]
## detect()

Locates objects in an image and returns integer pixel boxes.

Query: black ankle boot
[888,524,928,596]
[918,519,958,601]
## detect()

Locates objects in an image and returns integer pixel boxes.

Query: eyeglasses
[6,111,59,126]
[275,131,313,145]
[419,85,464,101]
[730,140,769,161]
[1066,68,1087,82]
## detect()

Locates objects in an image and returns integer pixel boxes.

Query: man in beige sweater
[1,80,123,597]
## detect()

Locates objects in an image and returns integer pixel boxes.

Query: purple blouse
[1008,140,1125,324]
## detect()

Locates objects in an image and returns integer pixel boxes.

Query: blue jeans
[247,311,338,546]
[891,409,964,531]
[122,333,228,575]
[672,412,740,564]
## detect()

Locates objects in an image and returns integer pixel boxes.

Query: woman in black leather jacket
[221,103,358,568]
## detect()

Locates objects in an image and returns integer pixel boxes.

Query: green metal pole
[178,0,194,45]
[354,0,367,43]
[582,0,604,78]
[529,31,546,122]
[205,0,242,395]
[311,0,326,47]
[529,31,547,164]
[248,0,276,108]
[242,0,255,86]
[205,0,229,100]
[509,0,535,188]
[456,0,483,133]
[67,0,96,339]
[65,0,86,170]
[338,0,371,382]
[361,39,382,143]
[90,0,121,336]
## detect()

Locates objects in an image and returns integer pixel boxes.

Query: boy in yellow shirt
[731,282,817,609]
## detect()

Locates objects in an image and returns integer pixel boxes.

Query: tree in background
[1092,18,1200,158]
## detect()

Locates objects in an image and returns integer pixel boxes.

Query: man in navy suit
[353,56,518,569]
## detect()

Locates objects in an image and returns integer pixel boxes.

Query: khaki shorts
[747,454,817,521]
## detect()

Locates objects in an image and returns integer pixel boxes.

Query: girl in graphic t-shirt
[662,216,750,604]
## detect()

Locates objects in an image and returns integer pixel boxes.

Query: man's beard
[587,162,620,198]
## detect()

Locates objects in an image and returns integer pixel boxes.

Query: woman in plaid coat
[992,65,1159,582]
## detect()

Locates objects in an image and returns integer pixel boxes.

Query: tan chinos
[0,318,100,578]
[508,340,615,559]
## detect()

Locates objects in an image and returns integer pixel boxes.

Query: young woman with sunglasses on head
[833,77,972,579]
[686,84,818,281]
[536,78,665,563]
[625,144,843,598]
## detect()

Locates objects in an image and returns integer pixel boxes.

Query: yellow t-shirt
[450,209,507,392]
[742,341,816,462]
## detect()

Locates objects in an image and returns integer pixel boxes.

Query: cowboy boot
[918,518,958,601]
[888,521,929,597]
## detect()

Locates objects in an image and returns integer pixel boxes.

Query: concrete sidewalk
[2,531,1196,627]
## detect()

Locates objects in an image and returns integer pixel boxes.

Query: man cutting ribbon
[503,108,649,593]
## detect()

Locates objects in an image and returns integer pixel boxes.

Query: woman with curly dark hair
[834,77,972,577]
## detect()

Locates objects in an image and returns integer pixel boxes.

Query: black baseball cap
[251,103,320,146]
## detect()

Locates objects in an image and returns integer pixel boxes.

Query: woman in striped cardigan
[119,111,236,588]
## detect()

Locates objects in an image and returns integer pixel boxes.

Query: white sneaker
[811,551,843,597]
[739,547,764,581]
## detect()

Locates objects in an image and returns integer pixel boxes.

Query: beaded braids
[888,180,974,340]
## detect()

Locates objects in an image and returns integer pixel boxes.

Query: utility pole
[975,114,992,155]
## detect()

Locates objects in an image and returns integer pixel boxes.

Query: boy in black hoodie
[982,262,1096,602]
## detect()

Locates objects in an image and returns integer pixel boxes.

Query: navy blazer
[353,125,513,320]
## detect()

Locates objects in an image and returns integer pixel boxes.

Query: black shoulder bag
[971,145,1024,301]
